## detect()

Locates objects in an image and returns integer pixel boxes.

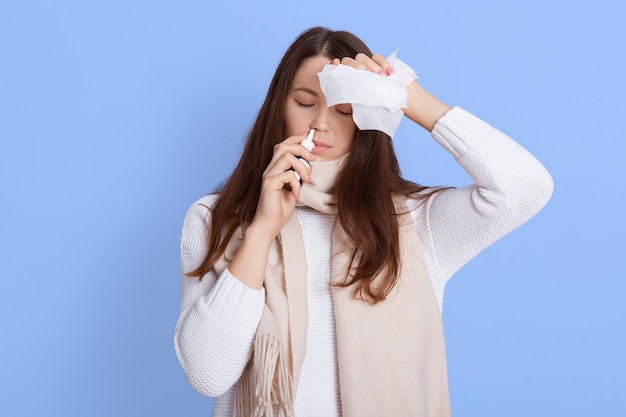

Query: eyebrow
[292,87,319,97]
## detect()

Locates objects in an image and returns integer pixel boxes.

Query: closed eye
[334,104,352,116]
[296,101,314,108]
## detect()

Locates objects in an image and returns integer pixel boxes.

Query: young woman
[174,27,553,417]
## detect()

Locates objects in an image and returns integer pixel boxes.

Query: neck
[297,154,347,214]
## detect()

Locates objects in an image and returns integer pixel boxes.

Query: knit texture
[174,107,554,416]
[209,153,448,416]
[293,207,341,416]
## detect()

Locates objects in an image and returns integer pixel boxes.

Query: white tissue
[317,50,418,138]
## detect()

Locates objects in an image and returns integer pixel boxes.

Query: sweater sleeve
[174,195,265,397]
[410,107,554,307]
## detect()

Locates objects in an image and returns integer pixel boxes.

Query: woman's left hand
[333,53,451,132]
[332,53,394,77]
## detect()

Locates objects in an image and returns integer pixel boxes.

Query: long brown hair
[188,27,436,303]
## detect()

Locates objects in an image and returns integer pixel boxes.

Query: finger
[272,169,302,199]
[287,170,302,199]
[264,151,313,186]
[269,135,312,164]
[354,53,387,76]
[283,131,310,144]
[372,53,393,75]
[294,156,312,183]
[273,134,316,161]
[339,56,370,72]
[278,132,315,159]
[284,151,312,185]
[292,131,317,163]
[264,151,298,177]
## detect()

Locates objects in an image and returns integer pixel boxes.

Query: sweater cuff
[431,106,495,159]
[204,268,265,335]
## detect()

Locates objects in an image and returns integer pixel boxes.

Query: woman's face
[284,55,357,162]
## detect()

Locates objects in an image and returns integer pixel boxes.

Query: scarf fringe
[235,334,294,417]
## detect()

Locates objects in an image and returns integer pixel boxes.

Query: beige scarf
[214,157,450,417]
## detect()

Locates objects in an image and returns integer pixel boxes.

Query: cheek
[337,118,357,147]
[284,102,308,134]
[284,104,298,134]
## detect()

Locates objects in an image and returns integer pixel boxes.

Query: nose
[310,103,330,133]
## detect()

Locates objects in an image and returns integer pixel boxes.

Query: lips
[312,140,332,154]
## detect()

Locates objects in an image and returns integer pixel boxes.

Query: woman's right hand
[228,133,315,289]
[252,132,316,238]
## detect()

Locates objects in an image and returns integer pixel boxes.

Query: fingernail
[379,70,387,76]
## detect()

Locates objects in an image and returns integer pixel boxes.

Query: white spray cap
[300,129,315,152]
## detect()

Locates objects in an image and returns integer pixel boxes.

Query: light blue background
[1,1,624,416]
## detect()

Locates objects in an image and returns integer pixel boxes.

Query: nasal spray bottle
[294,129,315,184]
[285,129,315,190]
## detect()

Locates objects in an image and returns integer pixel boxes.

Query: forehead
[291,55,333,88]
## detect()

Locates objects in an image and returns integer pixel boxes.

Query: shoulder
[193,194,220,210]
[181,194,220,251]
[184,194,219,222]
[404,186,449,210]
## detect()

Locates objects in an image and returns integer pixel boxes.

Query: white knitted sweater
[174,107,554,416]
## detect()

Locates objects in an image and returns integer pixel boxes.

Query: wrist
[404,81,451,132]
[229,222,276,290]
[245,221,278,249]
